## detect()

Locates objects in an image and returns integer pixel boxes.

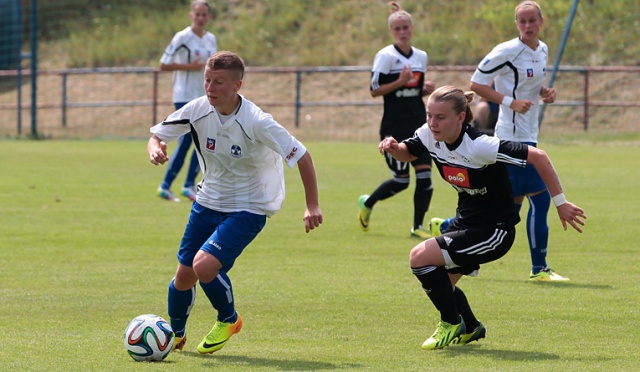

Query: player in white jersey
[379,86,585,350]
[359,2,436,239]
[156,0,218,203]
[467,1,567,281]
[147,51,323,354]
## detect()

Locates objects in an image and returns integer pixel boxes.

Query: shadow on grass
[183,352,360,370]
[483,278,614,290]
[445,344,560,361]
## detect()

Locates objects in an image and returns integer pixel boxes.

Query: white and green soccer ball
[123,314,174,362]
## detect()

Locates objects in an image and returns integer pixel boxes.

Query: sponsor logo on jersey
[231,144,242,158]
[442,166,470,188]
[527,68,534,78]
[206,138,216,152]
[482,58,491,66]
[452,185,488,196]
[444,236,453,246]
[405,72,421,88]
[285,147,299,162]
[396,87,421,98]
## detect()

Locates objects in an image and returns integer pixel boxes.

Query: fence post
[583,69,589,131]
[29,0,37,138]
[61,71,67,127]
[295,68,301,128]
[152,70,159,125]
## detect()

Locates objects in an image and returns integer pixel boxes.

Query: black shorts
[383,150,432,177]
[435,225,516,276]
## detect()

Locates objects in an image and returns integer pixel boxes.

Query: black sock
[413,173,433,229]
[412,265,459,324]
[453,286,479,331]
[365,179,409,208]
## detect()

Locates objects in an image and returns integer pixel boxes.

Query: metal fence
[1,65,639,140]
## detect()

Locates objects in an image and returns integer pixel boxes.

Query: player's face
[204,68,242,114]
[390,18,413,46]
[426,99,465,144]
[190,5,210,29]
[515,6,543,48]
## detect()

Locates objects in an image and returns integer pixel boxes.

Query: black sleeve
[496,140,529,166]
[403,133,428,158]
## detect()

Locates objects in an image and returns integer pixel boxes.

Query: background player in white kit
[358,2,436,239]
[156,0,217,202]
[379,86,585,350]
[433,1,564,281]
[147,51,323,354]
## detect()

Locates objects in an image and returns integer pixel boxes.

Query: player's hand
[188,57,205,71]
[423,81,436,95]
[379,137,399,155]
[398,65,413,85]
[556,201,587,233]
[148,140,168,165]
[511,99,534,114]
[540,87,557,103]
[303,205,323,233]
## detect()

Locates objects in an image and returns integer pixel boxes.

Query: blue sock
[440,217,454,233]
[525,192,551,274]
[167,279,195,338]
[199,271,238,323]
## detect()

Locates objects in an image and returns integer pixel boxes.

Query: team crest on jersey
[206,138,216,152]
[527,68,534,78]
[230,145,242,158]
[195,49,201,57]
[442,166,470,188]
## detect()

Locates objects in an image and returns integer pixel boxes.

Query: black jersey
[371,44,428,140]
[404,123,529,227]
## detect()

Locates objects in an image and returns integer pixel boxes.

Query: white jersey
[160,26,218,103]
[150,95,307,217]
[471,37,549,143]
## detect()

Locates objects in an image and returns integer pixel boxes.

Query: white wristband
[552,193,567,207]
[501,96,513,108]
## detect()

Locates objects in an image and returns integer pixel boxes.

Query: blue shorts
[177,202,266,271]
[506,142,545,196]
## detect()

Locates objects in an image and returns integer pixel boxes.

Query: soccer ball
[123,314,174,362]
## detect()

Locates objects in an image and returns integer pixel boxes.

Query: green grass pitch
[0,140,638,371]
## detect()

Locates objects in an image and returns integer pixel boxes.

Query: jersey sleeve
[470,43,510,86]
[370,51,390,91]
[495,140,528,167]
[150,103,192,141]
[403,130,429,158]
[254,114,307,169]
[159,32,183,65]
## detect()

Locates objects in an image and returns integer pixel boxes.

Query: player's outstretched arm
[379,137,415,162]
[527,146,587,232]
[297,151,323,233]
[148,135,168,165]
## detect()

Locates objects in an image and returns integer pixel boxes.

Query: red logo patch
[442,166,470,187]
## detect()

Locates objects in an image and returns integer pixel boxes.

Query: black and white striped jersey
[371,44,428,140]
[404,123,529,227]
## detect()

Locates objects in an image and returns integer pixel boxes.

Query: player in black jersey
[358,1,436,239]
[379,86,586,350]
